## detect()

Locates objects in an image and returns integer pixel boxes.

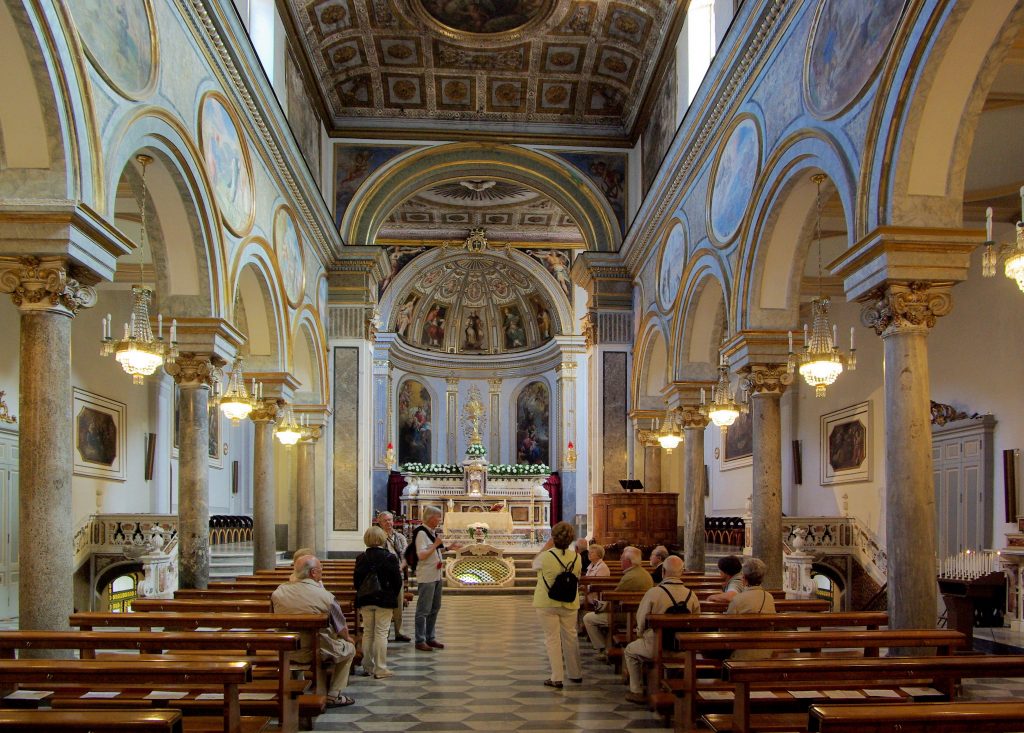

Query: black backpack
[403,526,433,572]
[543,550,579,602]
[661,584,694,614]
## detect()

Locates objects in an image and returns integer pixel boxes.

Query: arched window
[515,381,550,465]
[108,573,140,613]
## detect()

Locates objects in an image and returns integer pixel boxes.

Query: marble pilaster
[297,424,322,553]
[0,257,96,636]
[681,406,710,572]
[166,352,222,590]
[487,378,502,461]
[445,377,459,461]
[743,364,792,590]
[250,399,280,570]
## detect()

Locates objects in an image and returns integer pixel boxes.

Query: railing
[780,516,888,587]
[209,515,253,545]
[74,514,179,571]
[705,516,744,546]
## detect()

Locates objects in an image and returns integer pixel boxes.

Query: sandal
[543,679,563,689]
[326,694,356,708]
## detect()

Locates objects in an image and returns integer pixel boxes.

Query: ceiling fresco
[284,0,675,138]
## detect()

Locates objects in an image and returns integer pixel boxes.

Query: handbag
[356,558,383,603]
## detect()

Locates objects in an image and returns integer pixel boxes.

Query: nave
[312,595,1024,733]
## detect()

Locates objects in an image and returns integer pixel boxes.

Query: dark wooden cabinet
[592,492,677,545]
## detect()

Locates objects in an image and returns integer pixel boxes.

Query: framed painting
[720,410,753,470]
[821,401,872,485]
[73,388,127,481]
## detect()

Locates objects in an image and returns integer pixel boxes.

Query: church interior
[2,0,1024,730]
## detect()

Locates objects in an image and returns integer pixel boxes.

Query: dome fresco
[390,251,560,355]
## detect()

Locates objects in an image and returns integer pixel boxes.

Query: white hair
[422,505,442,521]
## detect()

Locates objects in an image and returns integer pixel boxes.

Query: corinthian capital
[0,256,97,315]
[166,352,225,387]
[250,399,282,424]
[679,406,710,430]
[300,425,322,443]
[860,281,953,336]
[742,363,793,396]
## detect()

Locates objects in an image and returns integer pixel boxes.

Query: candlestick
[986,206,993,241]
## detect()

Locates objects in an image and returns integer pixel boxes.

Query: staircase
[209,542,254,580]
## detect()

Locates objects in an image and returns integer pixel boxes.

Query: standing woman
[354,526,402,679]
[532,520,583,689]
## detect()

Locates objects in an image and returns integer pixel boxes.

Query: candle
[106,313,112,339]
[171,319,177,343]
[1019,186,1024,218]
[123,323,129,339]
[251,378,256,395]
[850,326,855,351]
[803,324,808,345]
[700,388,706,405]
[101,316,106,340]
[986,206,993,241]
[157,313,163,339]
[129,312,136,335]
[832,324,837,347]
[788,330,793,353]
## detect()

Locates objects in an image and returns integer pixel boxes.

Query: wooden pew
[0,659,253,733]
[133,600,272,613]
[705,655,1024,733]
[169,589,359,630]
[0,631,305,733]
[657,629,966,732]
[0,710,184,732]
[807,700,1024,732]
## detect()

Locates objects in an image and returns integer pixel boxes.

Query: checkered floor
[313,594,1024,732]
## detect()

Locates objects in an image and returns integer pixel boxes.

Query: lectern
[592,489,677,545]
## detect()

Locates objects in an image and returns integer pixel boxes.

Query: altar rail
[74,514,179,571]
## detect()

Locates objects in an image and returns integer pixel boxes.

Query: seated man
[271,554,357,707]
[703,555,743,603]
[724,557,776,660]
[649,545,669,584]
[624,555,700,704]
[583,545,653,660]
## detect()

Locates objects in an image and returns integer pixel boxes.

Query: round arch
[228,238,287,372]
[291,305,329,404]
[632,313,670,412]
[670,252,729,383]
[343,143,621,251]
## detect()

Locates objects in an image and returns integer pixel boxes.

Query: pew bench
[807,700,1024,732]
[0,709,184,732]
[132,599,273,613]
[702,655,1024,733]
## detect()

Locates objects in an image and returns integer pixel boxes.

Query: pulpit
[592,491,677,545]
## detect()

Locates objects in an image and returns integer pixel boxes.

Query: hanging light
[218,358,256,424]
[701,354,745,427]
[275,404,302,446]
[982,190,1024,293]
[787,174,855,398]
[657,410,683,452]
[100,154,177,384]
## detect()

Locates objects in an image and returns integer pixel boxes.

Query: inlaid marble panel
[602,351,627,493]
[332,346,359,531]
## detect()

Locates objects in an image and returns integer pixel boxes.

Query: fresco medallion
[274,206,305,308]
[200,92,255,236]
[709,117,760,246]
[657,221,686,311]
[66,0,157,98]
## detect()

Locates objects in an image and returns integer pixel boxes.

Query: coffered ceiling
[281,0,680,142]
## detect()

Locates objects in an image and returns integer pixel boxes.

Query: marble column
[148,373,173,513]
[681,407,710,572]
[296,424,322,554]
[250,399,280,570]
[0,257,95,636]
[744,364,791,590]
[167,353,221,589]
[862,281,952,631]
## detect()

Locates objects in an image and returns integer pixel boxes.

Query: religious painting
[378,246,427,298]
[526,249,572,298]
[285,46,320,176]
[821,401,872,485]
[418,0,552,34]
[394,293,419,339]
[208,406,222,469]
[530,296,554,341]
[199,92,254,236]
[657,220,686,311]
[709,117,760,245]
[516,381,550,465]
[461,310,486,351]
[804,0,906,119]
[274,206,305,307]
[421,302,447,348]
[334,144,414,227]
[554,151,628,235]
[397,379,432,465]
[720,410,753,470]
[500,306,527,350]
[73,388,126,481]
[641,56,677,196]
[66,0,156,99]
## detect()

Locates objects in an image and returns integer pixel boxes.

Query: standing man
[377,511,411,642]
[583,545,653,660]
[414,506,460,651]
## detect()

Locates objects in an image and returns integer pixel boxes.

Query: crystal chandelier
[701,354,745,427]
[100,154,177,384]
[657,410,682,452]
[787,174,855,398]
[982,190,1024,293]
[275,404,302,446]
[217,357,256,424]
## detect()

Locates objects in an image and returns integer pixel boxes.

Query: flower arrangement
[466,442,487,458]
[402,462,464,475]
[466,521,490,540]
[488,463,551,476]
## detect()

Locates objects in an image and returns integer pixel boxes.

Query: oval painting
[710,118,760,245]
[66,0,156,98]
[418,0,551,34]
[804,0,905,119]
[657,221,686,311]
[274,207,305,307]
[200,93,254,236]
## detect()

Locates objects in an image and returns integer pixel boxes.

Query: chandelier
[100,154,177,384]
[657,410,682,452]
[701,354,745,428]
[982,192,1024,292]
[216,357,256,424]
[275,404,302,446]
[787,174,855,398]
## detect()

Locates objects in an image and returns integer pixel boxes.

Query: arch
[733,132,856,332]
[343,143,621,251]
[870,0,1024,230]
[291,306,328,404]
[105,110,225,317]
[670,251,729,382]
[511,378,552,466]
[228,237,286,372]
[631,314,670,412]
[396,376,435,465]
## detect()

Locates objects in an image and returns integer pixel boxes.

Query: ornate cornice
[860,281,954,337]
[0,256,96,316]
[0,391,15,425]
[741,363,793,396]
[166,352,225,387]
